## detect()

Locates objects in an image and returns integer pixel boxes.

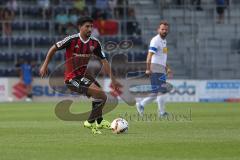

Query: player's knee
[94,89,107,101]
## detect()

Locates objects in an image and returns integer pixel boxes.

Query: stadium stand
[0,0,239,79]
[130,0,240,79]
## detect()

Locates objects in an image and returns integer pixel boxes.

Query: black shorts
[65,75,101,97]
[216,6,224,14]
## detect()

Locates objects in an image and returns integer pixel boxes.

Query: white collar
[78,33,90,44]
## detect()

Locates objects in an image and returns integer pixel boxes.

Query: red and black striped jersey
[55,33,106,81]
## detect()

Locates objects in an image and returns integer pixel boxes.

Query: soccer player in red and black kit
[39,16,122,134]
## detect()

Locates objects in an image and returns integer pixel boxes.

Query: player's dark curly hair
[77,16,94,26]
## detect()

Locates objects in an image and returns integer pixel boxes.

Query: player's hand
[19,78,24,84]
[39,65,48,78]
[166,64,173,78]
[166,67,173,79]
[145,69,152,75]
[110,79,123,97]
[111,79,122,90]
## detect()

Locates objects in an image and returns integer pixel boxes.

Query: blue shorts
[23,78,32,85]
[150,73,167,94]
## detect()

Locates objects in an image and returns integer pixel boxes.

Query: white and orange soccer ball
[110,118,128,134]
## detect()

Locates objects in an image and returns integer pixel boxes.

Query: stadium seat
[105,36,119,43]
[0,1,145,79]
[7,53,15,62]
[32,66,40,77]
[54,6,67,16]
[0,52,6,61]
[14,7,21,16]
[133,51,147,62]
[127,52,133,62]
[29,21,49,30]
[6,68,17,77]
[53,52,63,61]
[0,37,9,46]
[23,6,41,17]
[16,51,35,62]
[0,69,6,77]
[39,52,46,61]
[128,36,142,45]
[12,21,25,30]
[25,51,33,60]
[4,68,11,77]
[0,52,15,62]
[11,37,32,46]
[15,53,31,61]
[34,36,53,46]
[31,52,39,61]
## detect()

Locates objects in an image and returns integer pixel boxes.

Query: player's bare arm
[146,52,154,75]
[39,45,58,77]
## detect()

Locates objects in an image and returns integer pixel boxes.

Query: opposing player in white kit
[136,21,172,117]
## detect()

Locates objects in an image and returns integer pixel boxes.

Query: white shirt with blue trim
[149,34,168,69]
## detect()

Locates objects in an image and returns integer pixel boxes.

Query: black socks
[88,100,105,124]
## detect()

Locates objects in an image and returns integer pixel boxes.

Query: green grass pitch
[0,102,240,160]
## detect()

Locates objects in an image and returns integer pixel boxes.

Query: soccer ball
[110,118,128,134]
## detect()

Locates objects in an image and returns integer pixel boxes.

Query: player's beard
[160,32,167,39]
[86,31,92,38]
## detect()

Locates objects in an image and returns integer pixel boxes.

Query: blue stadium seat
[54,6,67,16]
[12,21,25,30]
[0,69,6,77]
[133,51,147,61]
[53,52,63,61]
[15,51,38,62]
[34,36,53,46]
[127,52,133,62]
[4,68,11,77]
[23,6,41,17]
[22,6,29,15]
[11,37,18,45]
[29,21,39,30]
[14,7,20,16]
[39,52,45,60]
[104,36,119,43]
[32,66,40,77]
[7,53,15,62]
[25,51,33,61]
[40,51,63,61]
[29,21,49,30]
[0,52,7,61]
[11,37,32,46]
[0,52,14,62]
[31,52,39,61]
[128,36,142,45]
[6,68,16,77]
[16,52,25,60]
[0,37,9,46]
[22,37,32,46]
